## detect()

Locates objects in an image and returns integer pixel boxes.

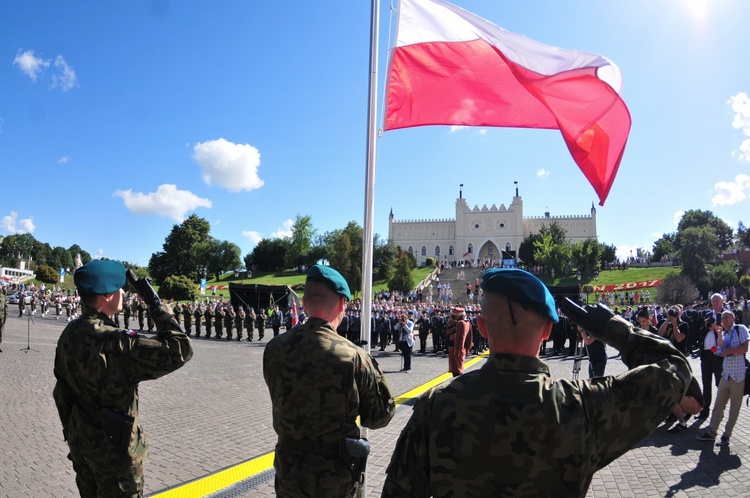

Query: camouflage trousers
[274,447,360,498]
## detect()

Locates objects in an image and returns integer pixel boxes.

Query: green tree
[245,237,289,271]
[35,264,59,285]
[388,251,416,293]
[570,238,601,275]
[149,214,211,285]
[285,215,316,271]
[678,226,719,297]
[677,209,733,251]
[709,262,740,292]
[518,233,541,266]
[206,240,242,281]
[324,221,363,295]
[159,275,199,301]
[652,233,676,263]
[68,244,92,266]
[533,232,571,274]
[656,273,699,305]
[372,236,397,281]
[736,221,750,250]
[538,222,568,245]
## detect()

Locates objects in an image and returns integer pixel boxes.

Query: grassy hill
[25,265,676,300]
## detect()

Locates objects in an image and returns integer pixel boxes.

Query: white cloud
[192,138,264,192]
[673,210,685,225]
[114,184,212,221]
[729,92,750,162]
[52,55,77,91]
[536,168,550,179]
[1,211,35,234]
[271,219,294,239]
[650,231,662,239]
[478,129,488,135]
[58,156,69,164]
[449,125,467,133]
[711,174,750,206]
[13,49,49,81]
[242,230,263,244]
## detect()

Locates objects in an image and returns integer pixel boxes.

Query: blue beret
[481,268,559,323]
[306,264,351,300]
[74,259,127,295]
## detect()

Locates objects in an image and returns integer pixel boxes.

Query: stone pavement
[1,311,749,497]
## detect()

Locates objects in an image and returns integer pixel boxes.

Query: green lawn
[537,266,679,288]
[204,266,437,299]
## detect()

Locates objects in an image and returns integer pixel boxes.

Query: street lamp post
[576,271,582,303]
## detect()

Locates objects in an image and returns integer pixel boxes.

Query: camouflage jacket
[52,304,193,465]
[382,316,691,498]
[264,317,395,491]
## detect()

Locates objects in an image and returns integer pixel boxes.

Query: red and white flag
[384,0,631,205]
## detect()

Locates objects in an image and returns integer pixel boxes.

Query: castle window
[421,246,427,256]
[468,244,473,254]
[449,246,454,256]
[435,246,440,256]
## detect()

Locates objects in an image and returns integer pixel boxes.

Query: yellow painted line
[150,452,275,498]
[394,350,489,406]
[150,351,489,497]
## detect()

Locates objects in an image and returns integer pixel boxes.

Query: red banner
[591,279,662,293]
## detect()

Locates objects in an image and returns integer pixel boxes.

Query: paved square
[1,312,748,497]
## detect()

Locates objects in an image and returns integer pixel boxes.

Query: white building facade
[388,192,596,266]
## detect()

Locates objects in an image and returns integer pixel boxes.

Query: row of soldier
[118,295,294,341]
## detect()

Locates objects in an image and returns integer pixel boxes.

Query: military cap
[481,268,559,323]
[74,259,126,295]
[306,264,351,300]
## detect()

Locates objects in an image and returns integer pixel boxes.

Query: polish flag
[384,0,631,205]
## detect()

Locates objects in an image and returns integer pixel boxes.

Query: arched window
[506,242,512,252]
[449,246,454,256]
[421,246,427,256]
[467,244,473,254]
[435,246,441,256]
[408,246,414,254]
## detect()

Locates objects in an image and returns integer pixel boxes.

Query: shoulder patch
[126,329,138,336]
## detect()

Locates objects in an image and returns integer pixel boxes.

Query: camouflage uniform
[215,306,225,339]
[224,306,235,340]
[245,309,255,341]
[182,304,193,336]
[264,317,395,497]
[53,303,193,497]
[382,316,691,497]
[256,312,266,341]
[193,306,202,338]
[235,307,245,341]
[204,306,214,338]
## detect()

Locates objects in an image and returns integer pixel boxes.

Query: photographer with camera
[658,305,689,354]
[52,260,193,497]
[382,268,690,497]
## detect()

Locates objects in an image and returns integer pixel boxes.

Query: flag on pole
[384,0,631,205]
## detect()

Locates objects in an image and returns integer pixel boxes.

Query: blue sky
[2,0,750,267]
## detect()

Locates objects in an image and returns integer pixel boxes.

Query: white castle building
[388,186,597,266]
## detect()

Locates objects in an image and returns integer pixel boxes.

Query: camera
[668,308,678,318]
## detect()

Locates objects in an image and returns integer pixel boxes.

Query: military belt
[277,436,340,457]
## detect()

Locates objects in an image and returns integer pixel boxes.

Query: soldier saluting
[52,260,193,497]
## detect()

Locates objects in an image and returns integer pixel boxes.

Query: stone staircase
[419,265,485,308]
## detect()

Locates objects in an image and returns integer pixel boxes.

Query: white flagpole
[361,0,381,496]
